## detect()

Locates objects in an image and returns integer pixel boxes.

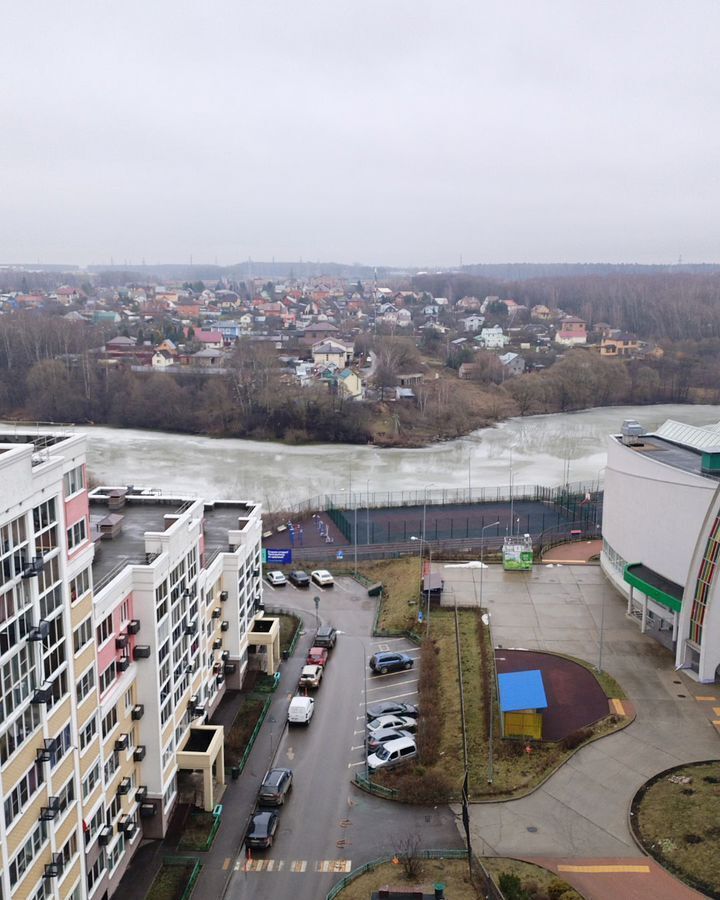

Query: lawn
[224,696,268,768]
[146,860,200,900]
[484,858,584,899]
[177,809,219,851]
[634,761,720,897]
[277,612,301,654]
[366,561,630,801]
[332,858,480,900]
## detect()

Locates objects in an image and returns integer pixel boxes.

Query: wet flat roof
[90,495,258,591]
[617,434,720,481]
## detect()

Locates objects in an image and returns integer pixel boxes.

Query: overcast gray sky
[2,1,718,268]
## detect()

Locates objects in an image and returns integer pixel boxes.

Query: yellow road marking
[558,865,650,874]
[223,858,231,870]
[610,699,625,715]
[713,707,720,716]
[695,695,717,701]
[290,860,307,872]
[712,720,720,726]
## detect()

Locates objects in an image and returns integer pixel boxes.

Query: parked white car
[287,696,314,724]
[311,569,334,587]
[367,736,417,771]
[267,571,287,586]
[298,665,323,689]
[367,714,417,734]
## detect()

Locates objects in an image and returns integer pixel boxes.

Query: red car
[306,647,329,668]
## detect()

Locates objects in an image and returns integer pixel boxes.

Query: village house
[499,351,526,376]
[192,328,224,349]
[477,325,510,349]
[312,339,353,368]
[555,316,588,346]
[151,349,174,369]
[460,314,485,332]
[599,332,643,357]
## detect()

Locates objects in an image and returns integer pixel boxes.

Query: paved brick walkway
[528,856,706,900]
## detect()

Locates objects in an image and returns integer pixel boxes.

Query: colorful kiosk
[498,669,548,740]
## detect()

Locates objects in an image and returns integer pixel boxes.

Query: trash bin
[281,650,289,661]
[231,765,240,780]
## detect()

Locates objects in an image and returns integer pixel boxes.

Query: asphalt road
[226,576,462,900]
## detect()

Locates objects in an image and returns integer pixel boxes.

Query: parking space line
[366,679,418,694]
[376,690,420,702]
[351,744,365,751]
[262,580,276,591]
[348,760,365,768]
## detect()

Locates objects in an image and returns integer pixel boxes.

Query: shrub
[498,872,527,900]
[561,728,592,751]
[391,769,453,803]
[548,879,572,900]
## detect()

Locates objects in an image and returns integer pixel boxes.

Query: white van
[287,695,314,725]
[367,735,417,771]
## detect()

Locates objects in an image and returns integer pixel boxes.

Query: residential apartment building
[0,430,276,900]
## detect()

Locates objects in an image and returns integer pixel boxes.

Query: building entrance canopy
[624,563,683,613]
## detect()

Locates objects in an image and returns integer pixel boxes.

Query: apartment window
[32,499,56,534]
[120,597,130,624]
[0,704,42,765]
[163,774,177,808]
[70,567,91,603]
[63,466,85,497]
[82,762,101,800]
[66,518,87,551]
[76,665,96,705]
[162,740,174,770]
[57,775,76,817]
[156,580,168,622]
[103,751,119,785]
[46,671,68,712]
[101,706,117,740]
[59,831,78,869]
[99,661,116,695]
[86,803,105,842]
[0,644,37,720]
[73,616,93,654]
[49,723,72,768]
[4,760,45,827]
[42,614,66,682]
[79,715,97,752]
[96,613,112,646]
[124,687,134,712]
[160,697,172,726]
[8,821,48,887]
[107,792,122,824]
[86,852,106,894]
[108,834,125,872]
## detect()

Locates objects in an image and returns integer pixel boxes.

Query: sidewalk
[118,614,313,900]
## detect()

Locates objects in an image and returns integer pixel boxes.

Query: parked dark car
[367,701,419,721]
[245,810,278,849]
[257,768,293,806]
[288,570,311,588]
[369,651,414,675]
[314,625,337,649]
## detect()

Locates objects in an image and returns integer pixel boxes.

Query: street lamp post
[313,595,320,629]
[366,478,370,545]
[410,536,432,637]
[479,520,500,612]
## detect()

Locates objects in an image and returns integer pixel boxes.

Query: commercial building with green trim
[601,418,720,683]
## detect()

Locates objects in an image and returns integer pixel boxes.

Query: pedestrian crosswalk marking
[236,857,351,873]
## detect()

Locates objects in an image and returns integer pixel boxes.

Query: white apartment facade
[0,430,276,900]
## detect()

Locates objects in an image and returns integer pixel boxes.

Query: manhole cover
[526,826,538,833]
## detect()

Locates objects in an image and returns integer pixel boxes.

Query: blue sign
[263,549,292,565]
[417,609,424,623]
[336,550,344,560]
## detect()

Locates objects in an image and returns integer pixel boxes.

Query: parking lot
[225,574,446,900]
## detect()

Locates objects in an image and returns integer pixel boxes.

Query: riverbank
[2,402,719,510]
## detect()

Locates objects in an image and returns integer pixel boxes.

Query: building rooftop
[90,490,259,590]
[614,427,720,482]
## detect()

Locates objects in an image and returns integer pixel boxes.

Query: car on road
[306,646,329,667]
[369,651,414,675]
[367,701,418,721]
[266,571,287,586]
[288,570,311,588]
[367,727,415,753]
[311,569,334,587]
[258,768,293,806]
[245,810,279,849]
[298,664,323,689]
[287,696,315,724]
[367,714,418,734]
[367,735,417,771]
[314,625,337,648]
